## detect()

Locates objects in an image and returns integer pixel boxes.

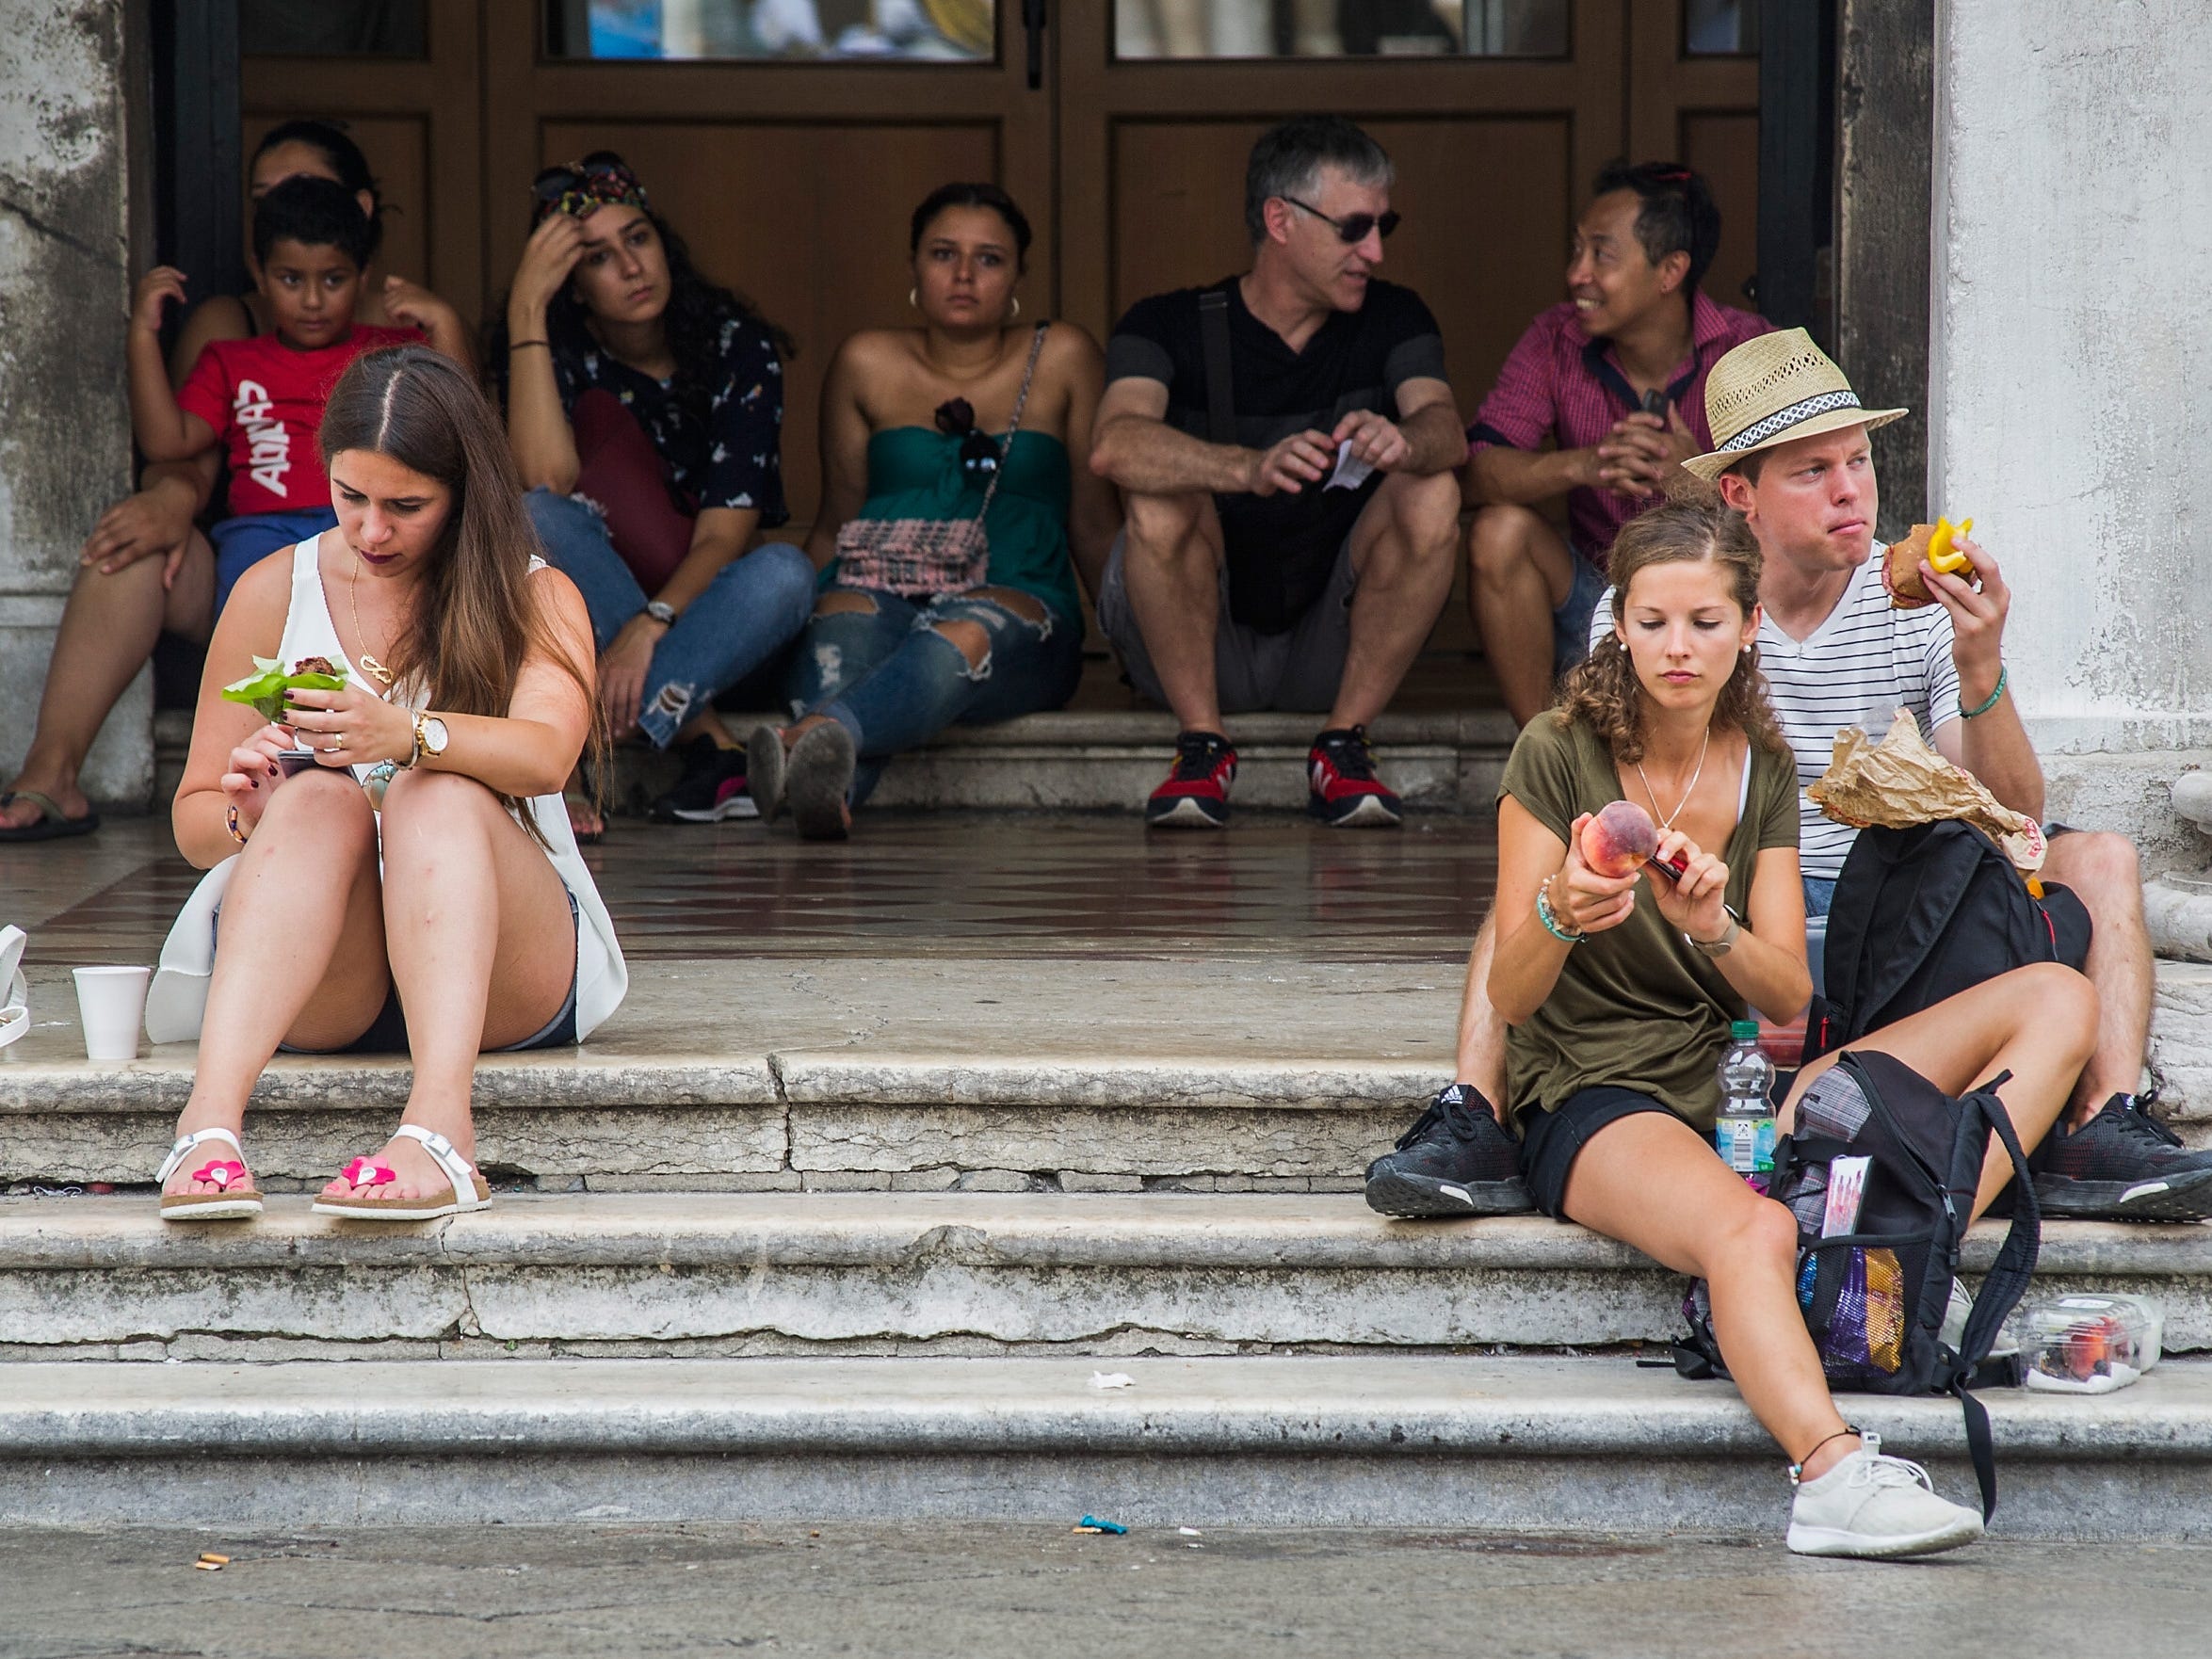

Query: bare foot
[0,776,91,831]
[318,1133,470,1205]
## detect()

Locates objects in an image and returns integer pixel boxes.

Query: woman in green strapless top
[747,183,1122,839]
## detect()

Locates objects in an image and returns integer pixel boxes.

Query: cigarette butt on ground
[194,1560,223,1571]
[197,1553,231,1564]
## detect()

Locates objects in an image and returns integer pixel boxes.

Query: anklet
[1787,1425,1863,1485]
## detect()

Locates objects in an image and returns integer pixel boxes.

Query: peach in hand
[1580,799,1658,878]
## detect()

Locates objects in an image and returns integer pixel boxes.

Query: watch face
[423,717,450,755]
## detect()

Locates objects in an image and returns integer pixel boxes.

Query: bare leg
[1784,962,2100,1218]
[2,534,214,829]
[1562,1113,1862,1478]
[2039,831,2150,1122]
[1451,910,1507,1103]
[319,768,574,1203]
[1330,470,1461,730]
[1120,491,1228,735]
[1467,505,1576,727]
[162,770,390,1200]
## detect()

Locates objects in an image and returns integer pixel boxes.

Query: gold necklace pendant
[349,556,397,686]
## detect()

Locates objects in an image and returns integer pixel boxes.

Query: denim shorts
[1516,1086,1684,1220]
[1551,552,1609,677]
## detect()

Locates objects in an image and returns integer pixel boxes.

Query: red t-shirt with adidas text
[175,325,421,515]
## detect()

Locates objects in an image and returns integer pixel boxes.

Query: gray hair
[1244,117,1394,243]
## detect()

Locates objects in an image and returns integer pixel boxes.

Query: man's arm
[1090,376,1334,499]
[1467,441,1599,507]
[1926,537,2045,819]
[1378,377,1467,476]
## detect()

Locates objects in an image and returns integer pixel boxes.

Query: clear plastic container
[2012,1294,2165,1394]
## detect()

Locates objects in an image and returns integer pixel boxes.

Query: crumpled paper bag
[1807,709,2047,874]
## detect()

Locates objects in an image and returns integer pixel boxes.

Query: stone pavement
[5,1523,2209,1659]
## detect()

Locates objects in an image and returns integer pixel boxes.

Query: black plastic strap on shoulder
[1954,1380,1999,1522]
[1197,288,1237,446]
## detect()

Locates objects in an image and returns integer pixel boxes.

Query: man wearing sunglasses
[1091,116,1465,830]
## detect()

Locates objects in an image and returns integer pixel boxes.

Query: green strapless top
[827,427,1081,625]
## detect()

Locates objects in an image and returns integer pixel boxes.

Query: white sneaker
[1940,1278,2023,1359]
[1785,1433,1985,1558]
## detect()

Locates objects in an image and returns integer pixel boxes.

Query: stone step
[3,1349,2206,1536]
[156,702,1516,816]
[5,1191,2206,1361]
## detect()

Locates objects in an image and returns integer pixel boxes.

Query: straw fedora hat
[1681,328,1907,480]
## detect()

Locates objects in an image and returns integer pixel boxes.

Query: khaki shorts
[1095,528,1358,715]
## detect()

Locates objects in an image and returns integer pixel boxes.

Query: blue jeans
[1551,550,1608,676]
[525,489,815,749]
[786,586,1083,805]
[1802,876,1837,918]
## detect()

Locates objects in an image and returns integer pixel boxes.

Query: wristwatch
[644,599,677,626]
[1689,917,1741,958]
[415,713,450,765]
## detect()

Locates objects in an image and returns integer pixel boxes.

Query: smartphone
[1639,389,1668,418]
[274,748,321,777]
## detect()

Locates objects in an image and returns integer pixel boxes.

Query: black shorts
[1516,1086,1686,1220]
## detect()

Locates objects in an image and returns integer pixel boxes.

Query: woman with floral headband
[498,152,814,833]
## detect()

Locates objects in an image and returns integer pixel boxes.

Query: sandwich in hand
[1885,516,1976,609]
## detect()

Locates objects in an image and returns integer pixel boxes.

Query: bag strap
[969,322,1049,525]
[1198,288,1238,446]
[1947,1073,2038,1522]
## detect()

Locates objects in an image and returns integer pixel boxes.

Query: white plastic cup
[73,966,152,1063]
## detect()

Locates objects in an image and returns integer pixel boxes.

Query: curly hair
[1556,497,1789,765]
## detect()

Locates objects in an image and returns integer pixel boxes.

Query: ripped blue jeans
[525,489,815,749]
[786,585,1084,804]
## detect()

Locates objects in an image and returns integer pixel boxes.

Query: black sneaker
[650,736,759,824]
[1307,725,1402,829]
[1364,1083,1533,1216]
[2033,1091,2212,1221]
[1145,732,1237,829]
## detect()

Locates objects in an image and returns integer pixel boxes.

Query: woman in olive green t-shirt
[1487,496,2097,1554]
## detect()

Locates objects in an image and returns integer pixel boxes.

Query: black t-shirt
[1105,276,1448,633]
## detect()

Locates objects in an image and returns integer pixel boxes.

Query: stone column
[1928,0,2212,873]
[0,0,150,809]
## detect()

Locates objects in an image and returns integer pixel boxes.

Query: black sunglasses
[934,397,1001,478]
[1283,195,1401,245]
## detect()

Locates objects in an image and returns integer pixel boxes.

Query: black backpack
[1803,820,2091,1065]
[1671,1050,2040,1520]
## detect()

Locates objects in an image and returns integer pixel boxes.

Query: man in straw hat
[1365,328,2206,1223]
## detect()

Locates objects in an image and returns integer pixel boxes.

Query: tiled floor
[7,812,1496,967]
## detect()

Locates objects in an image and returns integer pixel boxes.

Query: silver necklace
[1636,726,1711,831]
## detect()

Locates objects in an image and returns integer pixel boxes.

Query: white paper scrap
[1324,439,1375,492]
[1090,1371,1136,1390]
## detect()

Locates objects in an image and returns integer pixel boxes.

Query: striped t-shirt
[1588,550,1959,878]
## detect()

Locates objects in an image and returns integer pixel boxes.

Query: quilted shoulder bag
[833,322,1048,598]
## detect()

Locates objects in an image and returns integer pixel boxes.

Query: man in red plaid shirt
[1462,162,1769,723]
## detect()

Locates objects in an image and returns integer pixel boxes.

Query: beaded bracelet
[1536,877,1586,944]
[1960,664,2009,719]
[225,803,249,846]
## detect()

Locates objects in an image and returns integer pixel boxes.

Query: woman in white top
[156,345,624,1223]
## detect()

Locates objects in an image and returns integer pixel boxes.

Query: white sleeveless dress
[145,538,627,1044]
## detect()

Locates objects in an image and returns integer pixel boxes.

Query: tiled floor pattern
[8,813,1496,966]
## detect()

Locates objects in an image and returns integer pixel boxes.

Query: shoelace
[1317,728,1378,781]
[2107,1092,2184,1151]
[1395,1084,1488,1150]
[1169,734,1231,781]
[1847,1437,1938,1497]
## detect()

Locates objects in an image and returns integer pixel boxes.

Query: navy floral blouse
[546,314,788,526]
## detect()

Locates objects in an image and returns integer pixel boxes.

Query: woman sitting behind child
[1489,496,2096,1559]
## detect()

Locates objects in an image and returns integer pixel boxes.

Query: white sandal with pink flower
[156,1126,263,1222]
[310,1124,492,1222]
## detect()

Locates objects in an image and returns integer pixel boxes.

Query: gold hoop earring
[1009,296,1021,321]
[908,287,919,310]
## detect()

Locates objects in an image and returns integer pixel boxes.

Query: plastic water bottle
[1715,1020,1776,1180]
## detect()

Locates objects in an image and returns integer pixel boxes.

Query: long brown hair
[318,346,603,835]
[1557,495,1787,765]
